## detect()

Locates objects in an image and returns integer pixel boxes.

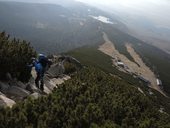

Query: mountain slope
[0,67,170,128]
[0,32,170,127]
[68,27,170,96]
[68,45,170,113]
[0,1,113,53]
[2,1,170,96]
[101,24,170,96]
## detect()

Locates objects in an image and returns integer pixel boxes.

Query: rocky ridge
[0,56,80,107]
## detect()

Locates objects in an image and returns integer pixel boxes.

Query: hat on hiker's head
[38,53,44,57]
[38,53,46,59]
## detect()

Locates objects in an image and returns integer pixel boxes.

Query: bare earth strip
[98,32,166,96]
[126,43,165,95]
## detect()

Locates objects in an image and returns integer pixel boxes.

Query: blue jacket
[28,59,44,74]
[34,62,43,74]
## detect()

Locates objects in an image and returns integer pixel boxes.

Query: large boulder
[7,86,30,98]
[26,76,40,93]
[47,63,64,78]
[0,92,16,107]
[8,80,27,89]
[26,83,38,93]
[50,78,64,85]
[17,81,27,89]
[43,85,51,94]
[44,76,56,91]
[30,92,41,99]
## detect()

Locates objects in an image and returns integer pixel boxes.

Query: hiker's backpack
[38,54,52,68]
[35,62,43,74]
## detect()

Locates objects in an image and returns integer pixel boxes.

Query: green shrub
[0,31,36,82]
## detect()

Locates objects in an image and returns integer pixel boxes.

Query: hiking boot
[40,84,44,91]
[35,81,39,89]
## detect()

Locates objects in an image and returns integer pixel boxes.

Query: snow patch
[89,15,117,24]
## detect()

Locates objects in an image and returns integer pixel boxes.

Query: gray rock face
[0,92,16,107]
[47,63,65,78]
[0,74,70,107]
[17,81,27,89]
[0,81,10,93]
[44,76,55,91]
[0,56,80,108]
[26,83,38,93]
[0,99,6,107]
[8,86,30,98]
[6,73,12,81]
[30,92,41,99]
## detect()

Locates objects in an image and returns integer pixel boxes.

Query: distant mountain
[106,10,170,54]
[0,1,126,54]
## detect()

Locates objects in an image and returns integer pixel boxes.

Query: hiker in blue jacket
[29,54,52,91]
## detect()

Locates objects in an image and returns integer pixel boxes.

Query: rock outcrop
[0,56,79,107]
[0,92,16,108]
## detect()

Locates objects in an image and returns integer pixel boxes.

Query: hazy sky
[1,0,170,28]
[76,0,170,28]
[2,0,169,8]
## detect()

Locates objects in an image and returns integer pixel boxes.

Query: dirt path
[126,43,165,95]
[98,32,166,96]
[99,33,139,73]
